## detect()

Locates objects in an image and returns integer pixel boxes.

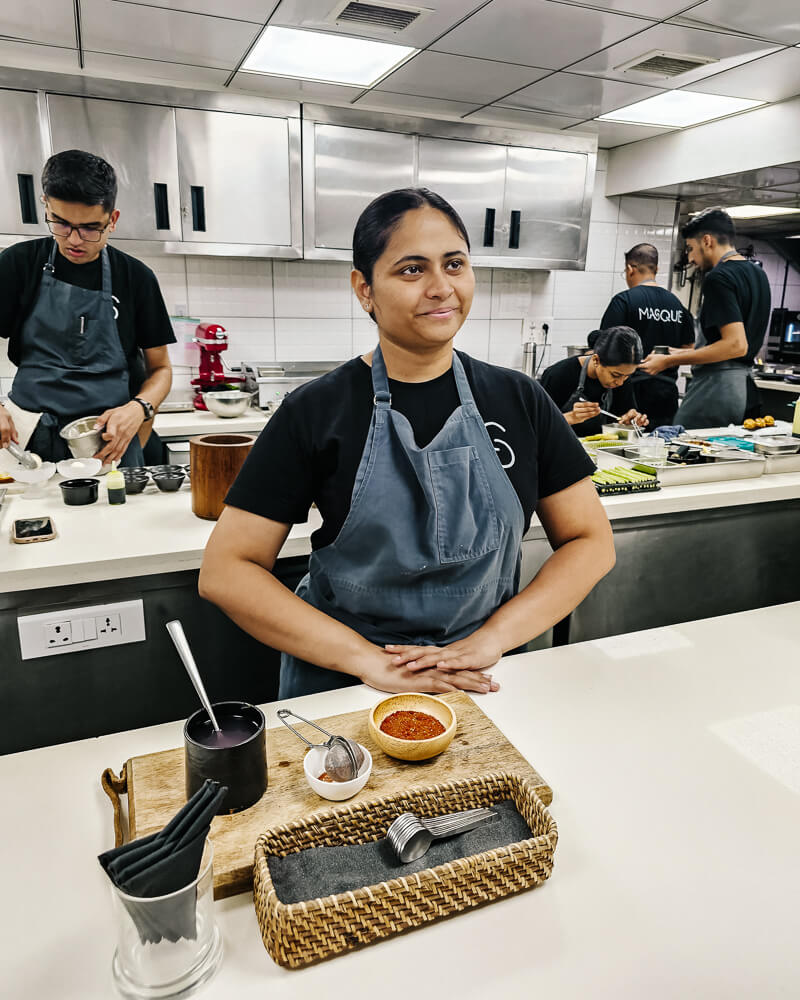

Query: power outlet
[17,600,146,660]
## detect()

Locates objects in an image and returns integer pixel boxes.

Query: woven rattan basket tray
[253,771,557,968]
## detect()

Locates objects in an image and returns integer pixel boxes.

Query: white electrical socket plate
[17,599,146,660]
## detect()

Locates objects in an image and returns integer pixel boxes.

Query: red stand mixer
[191,322,246,410]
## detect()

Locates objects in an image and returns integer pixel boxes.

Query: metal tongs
[579,398,645,438]
[276,708,361,780]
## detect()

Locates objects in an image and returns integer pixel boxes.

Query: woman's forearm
[477,530,616,653]
[199,557,376,676]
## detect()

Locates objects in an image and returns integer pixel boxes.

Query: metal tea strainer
[277,708,365,782]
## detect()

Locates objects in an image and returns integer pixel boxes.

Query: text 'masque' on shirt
[226,352,596,550]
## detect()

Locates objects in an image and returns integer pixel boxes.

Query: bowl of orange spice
[368,693,457,762]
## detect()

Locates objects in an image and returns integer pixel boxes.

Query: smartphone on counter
[12,516,57,544]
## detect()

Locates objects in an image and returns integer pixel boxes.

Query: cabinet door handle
[17,174,37,225]
[483,207,496,247]
[191,186,206,232]
[509,210,521,250]
[153,183,170,230]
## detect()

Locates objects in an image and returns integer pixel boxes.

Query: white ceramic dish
[303,744,372,801]
[57,457,103,478]
[11,461,57,485]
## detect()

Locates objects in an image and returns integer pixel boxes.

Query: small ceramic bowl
[149,464,185,476]
[303,743,372,801]
[56,457,102,478]
[59,477,99,505]
[123,476,149,494]
[368,693,457,762]
[152,472,185,492]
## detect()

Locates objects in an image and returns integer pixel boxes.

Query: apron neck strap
[370,344,472,410]
[578,355,613,412]
[717,249,738,266]
[42,241,111,294]
[44,239,57,273]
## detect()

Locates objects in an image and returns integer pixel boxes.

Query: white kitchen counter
[2,602,798,999]
[753,377,800,394]
[3,468,800,594]
[153,408,268,439]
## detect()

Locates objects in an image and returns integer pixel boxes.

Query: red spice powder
[379,709,445,740]
[317,771,335,783]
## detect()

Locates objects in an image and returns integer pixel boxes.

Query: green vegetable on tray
[591,465,658,490]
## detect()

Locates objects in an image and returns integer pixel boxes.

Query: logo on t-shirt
[112,294,120,320]
[638,306,683,323]
[485,421,515,469]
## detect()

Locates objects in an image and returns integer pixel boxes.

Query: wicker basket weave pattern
[253,771,558,968]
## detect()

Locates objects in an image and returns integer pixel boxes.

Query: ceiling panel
[568,22,781,88]
[468,106,585,131]
[673,1,800,46]
[1,3,77,47]
[432,1,652,71]
[231,71,363,104]
[270,0,491,49]
[554,0,693,17]
[682,47,800,103]
[372,51,548,104]
[504,73,664,118]
[80,0,259,70]
[83,51,231,88]
[355,91,482,120]
[110,0,271,22]
[563,118,676,148]
[0,38,79,74]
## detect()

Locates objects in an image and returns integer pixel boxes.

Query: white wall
[750,240,800,313]
[0,159,679,398]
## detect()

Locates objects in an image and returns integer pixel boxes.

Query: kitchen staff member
[600,243,694,428]
[200,188,615,698]
[639,208,770,429]
[539,327,648,437]
[0,149,175,466]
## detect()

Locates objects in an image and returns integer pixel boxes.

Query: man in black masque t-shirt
[600,243,694,428]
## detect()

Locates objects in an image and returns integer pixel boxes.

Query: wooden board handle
[101,764,129,848]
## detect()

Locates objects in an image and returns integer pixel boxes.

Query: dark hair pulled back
[42,149,118,213]
[592,326,644,366]
[352,187,470,287]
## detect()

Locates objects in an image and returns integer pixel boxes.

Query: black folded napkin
[99,779,227,944]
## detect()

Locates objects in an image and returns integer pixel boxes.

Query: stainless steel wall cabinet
[48,95,183,242]
[0,89,49,237]
[303,105,597,270]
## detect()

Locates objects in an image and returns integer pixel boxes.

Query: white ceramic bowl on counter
[303,744,372,801]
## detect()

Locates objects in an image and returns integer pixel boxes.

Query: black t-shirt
[0,237,175,394]
[600,283,695,382]
[226,352,595,549]
[538,355,638,438]
[699,259,771,364]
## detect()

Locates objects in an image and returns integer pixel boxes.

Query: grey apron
[675,252,748,429]
[9,241,143,465]
[279,346,526,699]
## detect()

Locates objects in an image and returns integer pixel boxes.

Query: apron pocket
[428,446,500,564]
[67,318,125,373]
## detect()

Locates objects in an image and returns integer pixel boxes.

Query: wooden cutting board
[122,692,551,899]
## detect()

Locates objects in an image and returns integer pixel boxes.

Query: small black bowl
[150,464,185,475]
[152,472,185,492]
[60,478,99,506]
[122,465,148,476]
[123,476,149,494]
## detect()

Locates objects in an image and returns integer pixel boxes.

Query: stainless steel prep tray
[752,436,800,456]
[595,446,766,486]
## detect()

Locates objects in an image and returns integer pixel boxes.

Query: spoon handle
[166,620,221,732]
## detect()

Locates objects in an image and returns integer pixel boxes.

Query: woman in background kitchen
[200,188,616,698]
[539,327,649,437]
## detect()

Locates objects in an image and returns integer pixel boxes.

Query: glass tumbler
[638,435,667,465]
[110,846,222,999]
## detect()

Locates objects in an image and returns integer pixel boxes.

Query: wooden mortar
[190,433,255,520]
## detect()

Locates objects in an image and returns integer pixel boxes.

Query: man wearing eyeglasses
[0,149,174,466]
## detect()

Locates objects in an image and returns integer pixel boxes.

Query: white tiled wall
[0,168,682,396]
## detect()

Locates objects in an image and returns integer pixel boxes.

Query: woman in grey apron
[9,240,144,466]
[199,188,616,699]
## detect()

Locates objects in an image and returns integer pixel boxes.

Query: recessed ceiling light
[241,25,416,87]
[597,91,764,128]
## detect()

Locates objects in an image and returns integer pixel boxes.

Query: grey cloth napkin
[268,799,531,905]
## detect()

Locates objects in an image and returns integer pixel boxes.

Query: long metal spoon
[166,620,221,733]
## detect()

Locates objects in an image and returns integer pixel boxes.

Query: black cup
[59,478,99,505]
[184,701,267,814]
[123,476,149,494]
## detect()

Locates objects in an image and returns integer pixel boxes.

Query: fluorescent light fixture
[726,205,800,219]
[241,25,416,87]
[597,90,764,128]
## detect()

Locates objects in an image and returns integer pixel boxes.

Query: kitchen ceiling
[1,0,800,149]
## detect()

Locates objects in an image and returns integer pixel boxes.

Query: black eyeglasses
[45,217,111,243]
